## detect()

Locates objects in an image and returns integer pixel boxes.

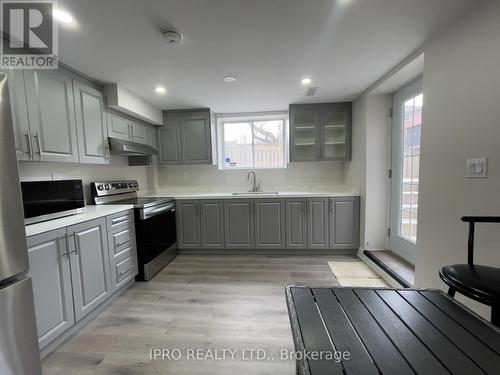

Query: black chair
[439,216,500,326]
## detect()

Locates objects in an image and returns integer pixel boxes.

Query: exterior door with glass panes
[390,78,423,264]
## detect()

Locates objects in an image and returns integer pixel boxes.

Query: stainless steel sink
[232,192,279,196]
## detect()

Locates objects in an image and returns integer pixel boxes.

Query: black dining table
[286,286,500,375]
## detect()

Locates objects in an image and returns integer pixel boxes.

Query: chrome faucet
[247,170,261,192]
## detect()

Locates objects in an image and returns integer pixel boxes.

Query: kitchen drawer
[106,210,134,231]
[114,255,137,289]
[109,226,136,259]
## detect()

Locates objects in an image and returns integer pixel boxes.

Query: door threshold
[363,250,414,288]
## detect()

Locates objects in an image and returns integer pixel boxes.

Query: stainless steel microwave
[21,180,85,225]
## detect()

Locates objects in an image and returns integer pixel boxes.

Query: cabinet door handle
[104,145,111,161]
[25,131,33,159]
[115,238,132,247]
[70,232,78,255]
[120,265,135,276]
[61,234,70,258]
[33,133,43,157]
[111,217,129,225]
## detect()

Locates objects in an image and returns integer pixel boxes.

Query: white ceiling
[58,0,476,113]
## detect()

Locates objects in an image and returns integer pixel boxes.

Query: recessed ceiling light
[53,9,74,24]
[301,78,312,85]
[154,86,167,94]
[223,76,236,83]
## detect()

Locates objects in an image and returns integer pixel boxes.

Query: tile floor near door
[42,255,356,375]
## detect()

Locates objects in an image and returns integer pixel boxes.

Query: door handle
[120,265,135,276]
[69,232,78,255]
[104,145,111,161]
[25,131,33,159]
[111,217,130,225]
[115,238,132,247]
[61,234,70,258]
[33,132,43,157]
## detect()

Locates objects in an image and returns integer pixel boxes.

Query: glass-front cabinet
[290,109,320,161]
[289,102,351,162]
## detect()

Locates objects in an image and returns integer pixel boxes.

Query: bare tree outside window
[220,118,286,169]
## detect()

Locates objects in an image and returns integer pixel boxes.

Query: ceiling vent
[306,87,319,96]
[163,30,184,46]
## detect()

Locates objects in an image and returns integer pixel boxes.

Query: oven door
[135,202,176,280]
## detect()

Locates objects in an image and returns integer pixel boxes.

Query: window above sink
[215,112,289,170]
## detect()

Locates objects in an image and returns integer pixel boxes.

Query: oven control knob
[97,185,104,191]
[105,184,110,190]
[134,182,138,187]
[129,182,134,188]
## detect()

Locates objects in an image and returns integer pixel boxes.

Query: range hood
[108,137,158,156]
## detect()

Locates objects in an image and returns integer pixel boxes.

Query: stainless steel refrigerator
[0,73,42,374]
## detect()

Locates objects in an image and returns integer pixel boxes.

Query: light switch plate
[466,158,488,178]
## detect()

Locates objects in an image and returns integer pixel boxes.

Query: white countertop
[142,187,360,200]
[25,205,134,237]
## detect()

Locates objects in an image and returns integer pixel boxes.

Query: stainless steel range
[91,180,177,281]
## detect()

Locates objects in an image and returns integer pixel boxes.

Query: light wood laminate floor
[42,255,348,375]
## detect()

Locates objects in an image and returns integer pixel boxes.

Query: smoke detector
[163,30,184,46]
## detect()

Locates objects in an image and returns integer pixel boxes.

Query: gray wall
[18,157,152,204]
[415,0,500,318]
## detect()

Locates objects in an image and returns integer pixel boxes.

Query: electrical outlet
[465,158,487,178]
[52,172,63,180]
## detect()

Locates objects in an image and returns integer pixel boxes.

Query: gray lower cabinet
[158,125,182,164]
[307,198,329,249]
[224,199,255,249]
[73,81,110,164]
[107,211,138,291]
[285,199,308,249]
[27,228,75,350]
[176,200,201,248]
[254,199,285,249]
[27,212,137,351]
[200,200,225,248]
[175,197,359,251]
[68,218,112,321]
[330,197,360,249]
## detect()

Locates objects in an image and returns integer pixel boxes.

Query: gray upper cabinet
[329,197,360,250]
[107,113,130,141]
[320,107,351,161]
[73,81,109,164]
[23,69,79,163]
[131,122,147,144]
[2,69,31,161]
[160,109,212,165]
[158,124,182,165]
[67,218,112,321]
[289,102,351,162]
[254,199,285,249]
[176,200,201,248]
[200,200,225,248]
[27,228,75,350]
[180,110,212,164]
[289,109,320,162]
[307,198,329,249]
[224,200,255,249]
[285,199,308,249]
[107,112,156,147]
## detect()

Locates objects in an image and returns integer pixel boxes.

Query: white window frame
[215,111,289,170]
